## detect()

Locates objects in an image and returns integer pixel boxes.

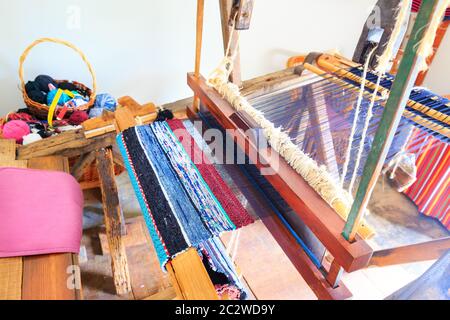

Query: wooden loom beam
[369,237,450,267]
[343,0,447,241]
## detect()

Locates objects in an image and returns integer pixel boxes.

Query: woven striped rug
[405,128,450,230]
[117,120,253,267]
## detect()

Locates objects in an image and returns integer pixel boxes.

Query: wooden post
[193,0,205,112]
[96,148,132,295]
[219,0,242,86]
[343,0,446,241]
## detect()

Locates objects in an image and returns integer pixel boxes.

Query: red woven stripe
[167,119,254,228]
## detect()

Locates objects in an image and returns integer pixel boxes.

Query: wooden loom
[186,0,450,299]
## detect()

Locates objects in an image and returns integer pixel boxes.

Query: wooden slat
[115,107,138,132]
[169,248,218,300]
[370,237,450,267]
[21,156,81,300]
[188,73,373,273]
[22,253,77,300]
[17,130,116,160]
[0,258,23,300]
[70,151,97,181]
[0,139,16,160]
[96,148,132,295]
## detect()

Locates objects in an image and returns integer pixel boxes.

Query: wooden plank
[117,96,157,117]
[115,107,138,133]
[188,73,373,273]
[21,156,80,300]
[70,151,97,181]
[28,156,70,172]
[0,159,28,168]
[343,0,446,241]
[96,148,132,295]
[370,237,450,267]
[22,253,77,300]
[0,258,23,300]
[169,248,218,300]
[0,139,16,160]
[82,110,116,132]
[193,0,205,112]
[17,130,116,160]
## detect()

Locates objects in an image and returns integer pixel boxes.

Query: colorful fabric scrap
[198,237,248,300]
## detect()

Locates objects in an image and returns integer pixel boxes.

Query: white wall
[424,27,450,96]
[10,0,441,117]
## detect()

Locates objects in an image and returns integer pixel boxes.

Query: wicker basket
[19,38,97,119]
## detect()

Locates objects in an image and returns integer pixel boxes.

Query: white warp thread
[207,60,354,210]
[348,70,383,193]
[340,45,378,188]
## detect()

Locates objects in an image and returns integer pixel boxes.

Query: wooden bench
[0,139,82,300]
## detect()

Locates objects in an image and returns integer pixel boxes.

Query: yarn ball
[25,81,47,104]
[27,90,47,104]
[25,81,40,94]
[2,120,30,143]
[88,107,104,119]
[47,89,72,106]
[22,133,43,146]
[68,110,89,126]
[35,75,57,93]
[155,109,174,122]
[94,93,117,112]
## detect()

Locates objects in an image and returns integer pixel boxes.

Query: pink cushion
[0,167,83,258]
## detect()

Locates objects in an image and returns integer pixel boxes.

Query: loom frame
[188,0,450,299]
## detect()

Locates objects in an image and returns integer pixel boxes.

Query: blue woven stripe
[116,133,169,267]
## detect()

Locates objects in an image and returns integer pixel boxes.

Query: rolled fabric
[0,167,83,258]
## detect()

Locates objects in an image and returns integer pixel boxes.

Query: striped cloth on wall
[412,0,450,19]
[117,120,253,267]
[405,128,450,230]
